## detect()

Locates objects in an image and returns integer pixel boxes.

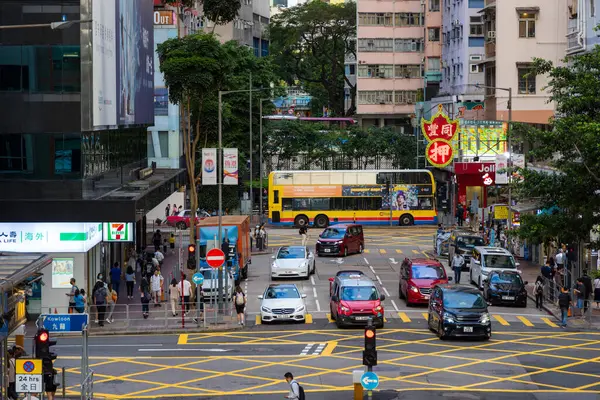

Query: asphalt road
[50,226,599,399]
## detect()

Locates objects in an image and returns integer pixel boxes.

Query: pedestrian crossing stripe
[396,249,403,254]
[493,315,510,326]
[541,317,558,328]
[364,249,371,254]
[517,315,534,327]
[379,249,387,254]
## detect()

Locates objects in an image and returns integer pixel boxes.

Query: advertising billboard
[202,148,217,185]
[0,223,102,253]
[91,0,154,129]
[52,258,74,289]
[223,148,239,185]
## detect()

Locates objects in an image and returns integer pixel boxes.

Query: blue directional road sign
[41,314,89,332]
[192,272,205,285]
[360,371,379,390]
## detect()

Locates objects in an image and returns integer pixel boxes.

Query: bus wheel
[294,215,309,228]
[399,214,414,226]
[314,214,329,228]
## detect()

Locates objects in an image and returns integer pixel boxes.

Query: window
[429,0,441,11]
[358,91,393,104]
[54,134,81,174]
[592,0,596,17]
[394,64,422,78]
[347,64,356,75]
[518,67,536,94]
[470,64,483,73]
[470,24,483,36]
[518,12,536,38]
[358,38,394,52]
[428,57,441,71]
[358,65,393,78]
[0,134,32,172]
[154,88,168,116]
[394,38,424,52]
[394,91,418,104]
[395,13,424,26]
[359,13,393,26]
[428,27,440,41]
[274,190,280,204]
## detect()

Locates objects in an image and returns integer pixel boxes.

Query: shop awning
[0,253,52,293]
[511,201,542,213]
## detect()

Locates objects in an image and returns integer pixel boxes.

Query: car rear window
[412,265,445,279]
[321,228,345,239]
[484,255,516,269]
[341,286,379,301]
[457,236,485,248]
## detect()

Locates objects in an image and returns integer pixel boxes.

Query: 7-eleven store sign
[104,223,133,242]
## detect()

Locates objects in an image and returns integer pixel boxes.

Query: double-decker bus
[268,170,437,227]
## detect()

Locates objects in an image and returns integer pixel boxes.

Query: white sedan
[258,284,307,323]
[198,268,234,301]
[271,246,315,279]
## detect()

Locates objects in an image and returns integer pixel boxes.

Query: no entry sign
[206,248,225,268]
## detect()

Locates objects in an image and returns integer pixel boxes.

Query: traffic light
[35,328,57,374]
[363,326,377,367]
[187,243,197,269]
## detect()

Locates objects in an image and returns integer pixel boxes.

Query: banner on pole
[223,148,239,185]
[495,154,508,184]
[202,148,217,185]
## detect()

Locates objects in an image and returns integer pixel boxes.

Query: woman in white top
[593,275,600,309]
[150,269,164,307]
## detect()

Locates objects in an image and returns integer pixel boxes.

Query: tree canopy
[163,0,240,30]
[513,46,600,248]
[269,1,356,117]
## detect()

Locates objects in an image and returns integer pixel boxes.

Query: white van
[469,247,520,289]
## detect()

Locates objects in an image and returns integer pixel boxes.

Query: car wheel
[399,285,404,299]
[311,262,316,275]
[335,318,344,328]
[437,321,446,340]
[359,244,364,254]
[176,222,186,230]
[376,322,384,329]
[428,314,435,332]
[469,270,474,285]
[520,299,528,308]
[314,214,329,228]
[399,214,414,226]
[478,277,482,290]
[343,247,348,257]
[294,215,309,228]
[330,306,336,321]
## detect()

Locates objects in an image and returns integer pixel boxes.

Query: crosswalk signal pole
[364,317,376,400]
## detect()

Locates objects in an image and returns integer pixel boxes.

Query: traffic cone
[568,307,572,317]
[54,308,58,314]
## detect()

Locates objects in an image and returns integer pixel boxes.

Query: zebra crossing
[299,343,327,356]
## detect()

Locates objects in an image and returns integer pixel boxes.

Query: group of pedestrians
[251,224,267,251]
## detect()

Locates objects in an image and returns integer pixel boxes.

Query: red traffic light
[365,329,375,339]
[188,244,196,253]
[38,331,49,342]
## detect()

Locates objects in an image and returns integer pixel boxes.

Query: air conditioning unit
[455,19,460,26]
[487,30,496,39]
[377,72,386,78]
[379,99,386,104]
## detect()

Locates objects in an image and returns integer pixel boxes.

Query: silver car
[271,246,316,280]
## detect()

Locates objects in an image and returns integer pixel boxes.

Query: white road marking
[310,276,315,285]
[364,257,369,264]
[390,300,400,311]
[315,299,321,312]
[313,343,326,355]
[138,348,231,352]
[376,276,383,285]
[382,287,391,297]
[300,343,314,355]
[312,287,318,298]
[369,266,376,275]
[389,258,398,264]
[55,344,164,348]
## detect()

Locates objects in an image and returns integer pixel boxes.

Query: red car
[329,273,385,328]
[399,258,451,306]
[316,224,364,257]
[166,209,210,229]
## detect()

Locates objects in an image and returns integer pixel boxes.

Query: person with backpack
[140,276,151,319]
[534,275,544,310]
[92,280,108,327]
[233,285,246,326]
[284,372,305,400]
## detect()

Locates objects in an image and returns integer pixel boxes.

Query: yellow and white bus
[268,170,438,227]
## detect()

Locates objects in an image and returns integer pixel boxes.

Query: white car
[469,246,521,289]
[271,246,315,279]
[198,268,234,300]
[258,284,307,323]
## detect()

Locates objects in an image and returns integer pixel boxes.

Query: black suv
[428,284,491,340]
[482,270,528,307]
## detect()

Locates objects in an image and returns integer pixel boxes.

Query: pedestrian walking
[259,224,267,250]
[582,270,593,314]
[152,230,162,252]
[125,265,136,299]
[74,289,86,313]
[172,204,178,216]
[558,286,572,328]
[555,249,565,273]
[92,280,108,327]
[178,274,192,314]
[165,204,170,220]
[163,239,168,254]
[283,372,305,400]
[155,249,165,266]
[66,278,78,313]
[233,285,246,326]
[574,278,586,318]
[151,269,164,307]
[534,275,544,310]
[169,278,180,317]
[140,276,151,319]
[451,252,464,283]
[110,262,122,296]
[106,284,117,323]
[169,233,176,254]
[594,274,600,309]
[299,226,308,246]
[255,225,263,250]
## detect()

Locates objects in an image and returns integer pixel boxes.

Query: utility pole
[506,87,513,230]
[249,72,253,220]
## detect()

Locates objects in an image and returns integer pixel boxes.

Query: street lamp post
[474,83,513,230]
[0,19,91,30]
[259,98,272,224]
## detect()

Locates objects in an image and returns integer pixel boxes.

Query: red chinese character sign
[421,105,459,168]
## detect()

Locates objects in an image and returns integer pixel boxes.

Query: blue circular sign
[192,272,204,285]
[23,361,35,373]
[361,371,379,390]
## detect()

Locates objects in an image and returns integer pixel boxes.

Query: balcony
[566,26,585,55]
[425,70,442,82]
[485,41,496,58]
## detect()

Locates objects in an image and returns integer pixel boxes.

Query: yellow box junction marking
[493,315,510,326]
[396,249,403,254]
[517,316,534,327]
[320,341,338,356]
[177,334,188,345]
[541,317,558,328]
[421,312,429,320]
[379,249,387,254]
[398,312,411,323]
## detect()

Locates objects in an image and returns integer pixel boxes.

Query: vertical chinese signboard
[223,148,239,185]
[421,105,459,168]
[202,148,217,185]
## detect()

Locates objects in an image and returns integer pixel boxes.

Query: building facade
[566,0,600,55]
[356,0,441,133]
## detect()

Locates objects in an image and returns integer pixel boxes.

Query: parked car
[166,209,210,229]
[270,246,315,279]
[469,247,520,289]
[316,224,364,257]
[258,284,307,323]
[399,258,451,306]
[198,268,234,301]
[482,270,528,307]
[329,273,385,328]
[428,284,492,340]
[447,230,485,268]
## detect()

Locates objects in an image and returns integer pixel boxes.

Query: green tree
[512,46,600,248]
[269,1,356,116]
[163,0,240,32]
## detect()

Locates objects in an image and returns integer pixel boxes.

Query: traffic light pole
[196,238,201,327]
[366,317,374,400]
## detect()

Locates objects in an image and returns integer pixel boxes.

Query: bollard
[15,324,25,348]
[353,369,365,400]
[62,366,66,398]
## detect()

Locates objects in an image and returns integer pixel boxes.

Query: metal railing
[81,369,94,400]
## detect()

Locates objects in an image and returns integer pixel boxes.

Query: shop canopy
[0,252,52,294]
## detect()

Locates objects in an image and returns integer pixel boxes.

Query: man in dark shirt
[574,278,586,318]
[558,286,571,328]
[581,270,593,314]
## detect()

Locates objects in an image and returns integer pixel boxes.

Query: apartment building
[356,0,442,132]
[566,0,600,55]
[211,0,270,56]
[432,0,486,118]
[480,0,567,124]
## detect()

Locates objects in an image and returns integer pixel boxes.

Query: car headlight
[300,262,307,269]
[336,241,343,245]
[340,305,350,312]
[374,305,382,312]
[295,305,305,312]
[443,312,455,323]
[261,306,271,313]
[272,262,278,268]
[480,312,490,324]
[409,286,419,293]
